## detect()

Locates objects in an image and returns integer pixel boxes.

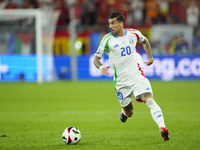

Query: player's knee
[141,93,153,103]
[145,98,156,108]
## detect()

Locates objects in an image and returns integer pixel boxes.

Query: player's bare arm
[142,38,154,66]
[93,56,110,75]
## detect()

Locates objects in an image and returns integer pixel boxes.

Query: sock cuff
[122,109,127,117]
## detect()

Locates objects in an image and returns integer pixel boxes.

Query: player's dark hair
[109,12,124,23]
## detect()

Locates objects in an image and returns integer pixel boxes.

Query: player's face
[108,18,123,36]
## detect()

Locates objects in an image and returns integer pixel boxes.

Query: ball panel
[62,128,69,144]
[69,127,81,144]
[62,126,81,145]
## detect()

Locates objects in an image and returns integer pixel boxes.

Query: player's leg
[117,88,134,123]
[119,92,134,123]
[122,100,133,117]
[120,101,133,123]
[133,78,169,141]
[140,92,166,128]
[140,92,169,141]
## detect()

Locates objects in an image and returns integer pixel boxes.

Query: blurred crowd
[1,0,200,30]
[1,0,200,54]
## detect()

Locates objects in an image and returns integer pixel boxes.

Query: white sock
[122,108,127,117]
[145,98,165,128]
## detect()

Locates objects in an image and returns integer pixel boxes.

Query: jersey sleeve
[94,33,111,58]
[134,30,146,43]
[127,28,146,43]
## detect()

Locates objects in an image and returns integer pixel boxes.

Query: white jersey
[95,28,146,90]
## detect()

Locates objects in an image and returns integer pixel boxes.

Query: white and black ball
[62,126,81,145]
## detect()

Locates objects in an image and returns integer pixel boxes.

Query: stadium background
[0,0,200,82]
[1,1,200,150]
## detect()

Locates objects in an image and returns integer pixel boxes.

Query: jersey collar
[112,29,127,38]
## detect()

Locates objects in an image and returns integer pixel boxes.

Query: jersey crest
[128,37,134,44]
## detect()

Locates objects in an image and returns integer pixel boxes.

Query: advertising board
[0,54,199,82]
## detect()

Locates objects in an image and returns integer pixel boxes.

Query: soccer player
[93,12,169,141]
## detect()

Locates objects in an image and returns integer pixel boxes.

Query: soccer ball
[62,126,81,145]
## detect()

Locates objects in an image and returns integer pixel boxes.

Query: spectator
[22,0,39,8]
[169,0,186,24]
[53,0,69,30]
[179,2,187,24]
[118,1,132,27]
[174,34,189,54]
[186,1,199,27]
[193,29,200,53]
[5,0,17,9]
[158,0,169,24]
[39,0,53,10]
[72,0,83,31]
[168,36,178,55]
[130,0,144,25]
[145,0,159,24]
[96,1,109,29]
[165,15,176,25]
[151,35,165,55]
[0,0,7,9]
[143,16,153,27]
[12,0,24,8]
[82,1,97,28]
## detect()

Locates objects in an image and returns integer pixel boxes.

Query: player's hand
[144,58,154,66]
[100,66,110,75]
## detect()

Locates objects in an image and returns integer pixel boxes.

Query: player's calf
[120,101,133,123]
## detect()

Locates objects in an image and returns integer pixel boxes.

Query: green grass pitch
[0,81,200,150]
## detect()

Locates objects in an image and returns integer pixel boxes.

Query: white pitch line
[2,111,197,115]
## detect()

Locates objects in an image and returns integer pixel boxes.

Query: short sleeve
[133,30,146,43]
[94,33,111,58]
[127,28,146,43]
